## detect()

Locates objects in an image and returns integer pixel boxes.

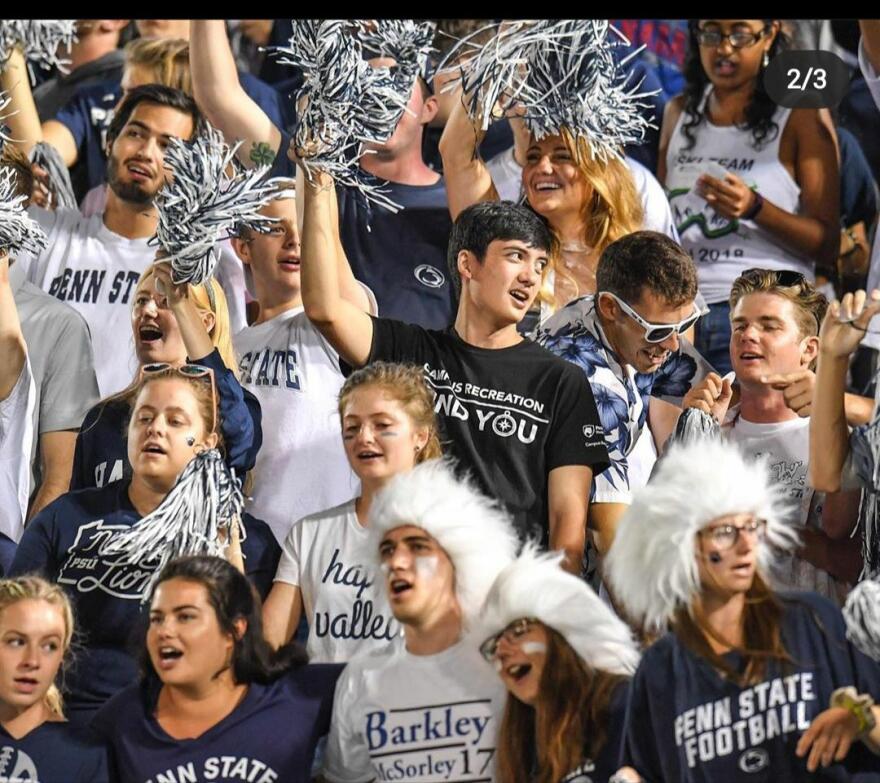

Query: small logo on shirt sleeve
[583,424,605,446]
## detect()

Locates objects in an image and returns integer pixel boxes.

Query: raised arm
[437,90,499,220]
[327,175,373,314]
[0,48,77,165]
[301,169,373,367]
[810,290,880,492]
[0,256,26,400]
[189,19,282,169]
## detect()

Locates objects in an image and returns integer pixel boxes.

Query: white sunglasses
[602,291,701,343]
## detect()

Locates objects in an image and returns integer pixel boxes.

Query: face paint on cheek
[379,562,390,575]
[520,641,547,656]
[414,555,439,581]
[493,658,503,673]
[378,431,400,438]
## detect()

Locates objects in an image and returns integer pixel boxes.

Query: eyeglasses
[696,27,768,49]
[601,291,701,344]
[479,617,540,662]
[138,363,218,434]
[700,517,767,551]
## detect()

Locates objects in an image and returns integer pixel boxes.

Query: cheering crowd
[3,16,880,783]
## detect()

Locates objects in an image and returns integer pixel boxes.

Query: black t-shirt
[622,591,880,782]
[336,180,455,330]
[365,318,609,541]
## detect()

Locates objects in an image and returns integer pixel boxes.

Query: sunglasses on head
[138,363,218,434]
[602,291,702,344]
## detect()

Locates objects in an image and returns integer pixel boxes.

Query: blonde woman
[0,576,109,781]
[70,260,260,490]
[262,362,442,662]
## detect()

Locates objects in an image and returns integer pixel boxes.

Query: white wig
[367,459,519,627]
[477,544,640,676]
[605,440,799,633]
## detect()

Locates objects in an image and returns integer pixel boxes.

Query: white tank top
[665,91,811,304]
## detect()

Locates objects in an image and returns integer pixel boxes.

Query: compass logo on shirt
[738,748,769,773]
[0,746,38,781]
[492,410,517,437]
[414,264,446,289]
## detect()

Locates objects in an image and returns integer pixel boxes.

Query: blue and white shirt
[536,295,713,503]
[0,722,109,783]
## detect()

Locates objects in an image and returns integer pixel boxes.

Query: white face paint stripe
[520,641,547,655]
[414,555,438,580]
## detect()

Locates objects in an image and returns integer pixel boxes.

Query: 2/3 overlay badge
[763,50,849,109]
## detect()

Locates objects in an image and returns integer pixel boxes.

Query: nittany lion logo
[414,264,446,289]
[738,748,770,773]
[0,745,39,781]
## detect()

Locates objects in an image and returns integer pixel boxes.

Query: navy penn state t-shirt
[0,722,109,783]
[268,131,455,329]
[91,665,342,783]
[9,481,280,721]
[70,348,263,490]
[622,591,880,782]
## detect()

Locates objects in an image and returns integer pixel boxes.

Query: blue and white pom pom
[356,19,436,96]
[275,20,421,212]
[0,21,77,81]
[151,123,280,286]
[843,576,880,661]
[0,166,48,258]
[102,449,247,601]
[440,20,657,163]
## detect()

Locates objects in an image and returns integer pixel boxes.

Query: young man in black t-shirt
[301,170,609,573]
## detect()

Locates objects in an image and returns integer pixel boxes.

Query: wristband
[830,686,876,737]
[742,190,764,221]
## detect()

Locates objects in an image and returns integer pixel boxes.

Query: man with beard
[14,85,203,396]
[536,231,706,564]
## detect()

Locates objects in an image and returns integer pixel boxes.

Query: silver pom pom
[0,166,47,258]
[0,21,77,82]
[439,19,658,163]
[275,20,426,212]
[151,123,280,286]
[0,89,13,149]
[356,19,436,96]
[843,577,880,661]
[102,449,246,601]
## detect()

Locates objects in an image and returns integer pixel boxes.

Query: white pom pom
[102,450,246,601]
[151,123,281,286]
[439,20,657,163]
[0,21,77,82]
[843,577,880,661]
[274,20,433,212]
[0,167,47,258]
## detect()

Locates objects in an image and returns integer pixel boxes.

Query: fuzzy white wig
[605,440,800,633]
[477,544,640,676]
[367,459,520,627]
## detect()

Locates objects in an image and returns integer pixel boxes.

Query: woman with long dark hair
[606,440,880,780]
[477,546,641,783]
[659,19,839,373]
[91,556,340,782]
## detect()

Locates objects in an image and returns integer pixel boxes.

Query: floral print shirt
[536,295,713,502]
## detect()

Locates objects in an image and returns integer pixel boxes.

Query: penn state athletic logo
[582,424,604,446]
[738,748,769,773]
[0,745,39,781]
[414,264,445,289]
